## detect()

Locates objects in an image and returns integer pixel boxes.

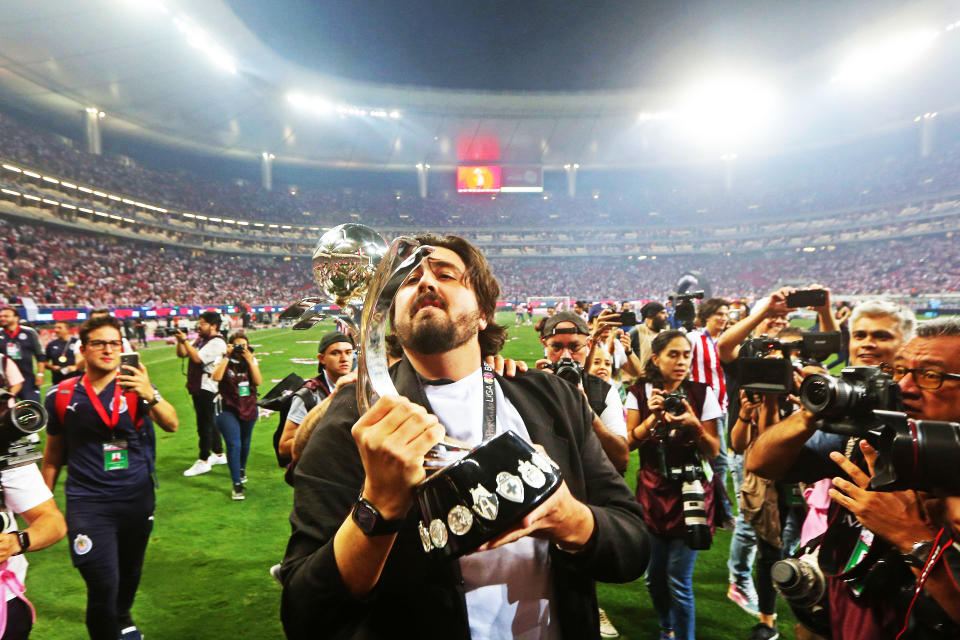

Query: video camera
[799,366,960,493]
[668,291,703,332]
[738,331,841,396]
[0,390,47,471]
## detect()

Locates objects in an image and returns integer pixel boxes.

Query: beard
[396,305,481,356]
[651,317,667,332]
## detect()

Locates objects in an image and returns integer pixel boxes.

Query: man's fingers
[859,440,879,477]
[829,451,871,488]
[828,487,855,512]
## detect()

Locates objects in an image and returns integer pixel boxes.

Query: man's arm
[292,397,335,462]
[808,285,839,333]
[717,291,786,363]
[175,331,202,363]
[591,414,628,474]
[0,497,66,564]
[744,408,818,479]
[40,433,66,492]
[29,329,46,379]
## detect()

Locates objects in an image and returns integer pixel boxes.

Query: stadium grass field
[27,313,800,639]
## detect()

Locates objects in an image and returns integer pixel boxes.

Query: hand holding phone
[119,353,140,389]
[785,289,827,309]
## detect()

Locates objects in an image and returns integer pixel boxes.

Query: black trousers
[0,597,32,640]
[67,486,155,640]
[192,389,223,460]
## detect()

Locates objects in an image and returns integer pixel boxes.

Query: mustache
[410,292,447,317]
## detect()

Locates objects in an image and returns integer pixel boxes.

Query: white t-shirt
[0,464,53,601]
[598,385,627,438]
[625,382,723,423]
[197,338,227,394]
[424,368,559,640]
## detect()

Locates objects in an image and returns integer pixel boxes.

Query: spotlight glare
[831,30,939,87]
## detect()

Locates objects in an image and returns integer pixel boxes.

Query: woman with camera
[211,331,261,501]
[626,330,722,640]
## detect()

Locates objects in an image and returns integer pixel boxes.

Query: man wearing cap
[277,332,356,462]
[176,311,228,477]
[628,301,667,368]
[539,311,629,474]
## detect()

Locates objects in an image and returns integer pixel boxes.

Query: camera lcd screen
[738,357,794,395]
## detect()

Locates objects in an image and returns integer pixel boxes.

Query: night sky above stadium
[228,0,908,91]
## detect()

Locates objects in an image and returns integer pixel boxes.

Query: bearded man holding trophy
[278,225,649,640]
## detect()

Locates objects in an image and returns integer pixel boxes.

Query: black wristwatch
[352,494,404,537]
[901,540,935,569]
[12,531,29,555]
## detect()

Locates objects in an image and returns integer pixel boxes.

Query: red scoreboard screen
[457,165,501,193]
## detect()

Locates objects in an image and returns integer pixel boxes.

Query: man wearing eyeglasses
[41,315,178,640]
[747,314,960,639]
[538,312,628,474]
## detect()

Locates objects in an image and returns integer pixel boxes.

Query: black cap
[318,332,354,354]
[540,311,589,338]
[640,301,666,320]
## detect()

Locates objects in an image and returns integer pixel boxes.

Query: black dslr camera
[668,291,703,332]
[799,366,960,493]
[548,357,583,386]
[0,390,47,471]
[738,331,841,396]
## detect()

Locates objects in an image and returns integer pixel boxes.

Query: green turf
[26,314,798,639]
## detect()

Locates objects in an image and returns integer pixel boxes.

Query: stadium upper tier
[2,110,960,260]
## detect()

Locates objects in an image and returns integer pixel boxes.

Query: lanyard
[480,361,497,441]
[82,375,122,432]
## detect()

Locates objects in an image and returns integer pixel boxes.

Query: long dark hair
[642,329,691,387]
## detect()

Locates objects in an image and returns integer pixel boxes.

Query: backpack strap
[55,376,82,425]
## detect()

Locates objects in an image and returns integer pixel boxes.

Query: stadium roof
[2,0,960,171]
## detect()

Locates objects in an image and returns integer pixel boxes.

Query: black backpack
[258,373,325,467]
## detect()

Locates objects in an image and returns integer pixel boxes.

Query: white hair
[850,299,915,342]
[915,316,960,339]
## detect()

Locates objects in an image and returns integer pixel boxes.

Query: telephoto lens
[681,478,711,550]
[772,556,826,608]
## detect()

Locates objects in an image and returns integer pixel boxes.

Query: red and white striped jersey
[689,328,727,413]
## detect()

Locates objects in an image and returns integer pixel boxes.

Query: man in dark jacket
[280,234,649,640]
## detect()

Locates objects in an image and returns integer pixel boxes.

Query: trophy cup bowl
[303,223,564,559]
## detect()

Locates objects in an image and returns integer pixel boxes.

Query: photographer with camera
[41,315,178,640]
[211,331,262,501]
[176,311,228,477]
[746,315,960,638]
[626,329,722,640]
[537,311,629,473]
[718,287,838,615]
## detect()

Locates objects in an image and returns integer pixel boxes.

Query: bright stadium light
[173,16,237,74]
[831,30,939,86]
[674,73,778,149]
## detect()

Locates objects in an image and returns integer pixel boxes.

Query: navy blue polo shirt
[45,379,157,501]
[45,337,77,383]
[0,325,45,380]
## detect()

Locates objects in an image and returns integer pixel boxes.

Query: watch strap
[13,530,29,555]
[352,495,403,536]
[902,540,934,569]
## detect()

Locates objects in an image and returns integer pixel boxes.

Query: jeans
[216,409,256,485]
[645,532,699,640]
[709,414,733,523]
[192,390,223,460]
[781,506,802,558]
[727,453,758,590]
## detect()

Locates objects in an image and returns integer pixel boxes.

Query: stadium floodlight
[674,73,778,150]
[287,92,333,116]
[173,16,237,74]
[831,30,939,87]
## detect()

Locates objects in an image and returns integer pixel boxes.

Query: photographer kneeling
[211,332,262,501]
[746,316,960,639]
[626,330,721,640]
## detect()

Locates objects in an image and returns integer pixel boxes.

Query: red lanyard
[82,375,122,432]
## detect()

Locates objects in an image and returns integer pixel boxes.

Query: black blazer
[280,357,649,640]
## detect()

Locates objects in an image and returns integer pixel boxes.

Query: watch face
[355,503,377,533]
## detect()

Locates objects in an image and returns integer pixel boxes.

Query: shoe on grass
[119,625,143,640]
[270,563,283,584]
[183,459,210,477]
[232,483,245,501]
[209,453,228,466]
[728,583,761,618]
[598,607,619,638]
[748,622,779,640]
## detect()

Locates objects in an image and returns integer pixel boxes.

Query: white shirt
[197,337,227,393]
[625,382,723,423]
[0,464,53,601]
[598,385,627,438]
[424,368,558,640]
